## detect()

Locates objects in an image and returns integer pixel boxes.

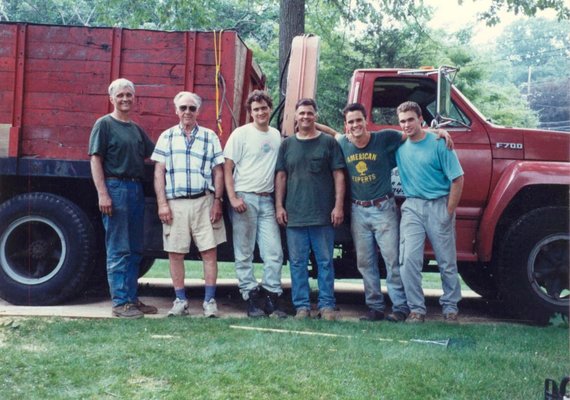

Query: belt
[351,193,394,207]
[106,176,141,182]
[174,191,208,200]
[254,192,272,197]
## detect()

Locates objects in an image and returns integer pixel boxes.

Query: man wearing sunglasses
[151,92,226,318]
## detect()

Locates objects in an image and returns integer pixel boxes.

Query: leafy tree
[494,17,570,85]
[478,0,570,25]
[492,17,570,126]
[473,81,540,127]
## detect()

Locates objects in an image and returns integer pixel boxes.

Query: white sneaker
[168,298,189,317]
[203,298,218,318]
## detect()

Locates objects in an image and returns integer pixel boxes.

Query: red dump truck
[0,22,263,305]
[0,23,568,323]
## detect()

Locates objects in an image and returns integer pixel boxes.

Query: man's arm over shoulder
[316,123,341,138]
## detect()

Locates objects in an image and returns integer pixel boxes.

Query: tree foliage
[1,0,565,129]
[478,0,570,25]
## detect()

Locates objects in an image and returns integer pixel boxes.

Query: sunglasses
[179,105,197,112]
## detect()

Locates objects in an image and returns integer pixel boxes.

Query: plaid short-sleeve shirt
[151,124,224,199]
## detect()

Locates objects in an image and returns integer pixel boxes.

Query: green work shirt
[275,133,346,227]
[88,114,155,180]
[338,129,402,201]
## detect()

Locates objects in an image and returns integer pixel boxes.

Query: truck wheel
[498,207,569,323]
[0,193,96,305]
[458,263,498,299]
[139,257,155,277]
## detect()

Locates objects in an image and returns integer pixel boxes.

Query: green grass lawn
[0,316,567,399]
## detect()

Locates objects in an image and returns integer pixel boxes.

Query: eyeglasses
[178,105,197,112]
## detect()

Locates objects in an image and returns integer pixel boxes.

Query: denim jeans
[102,179,145,307]
[351,197,408,314]
[286,225,335,310]
[231,192,283,300]
[399,196,462,315]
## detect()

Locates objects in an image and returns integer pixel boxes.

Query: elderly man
[275,98,346,321]
[151,91,226,318]
[88,78,157,319]
[224,90,287,318]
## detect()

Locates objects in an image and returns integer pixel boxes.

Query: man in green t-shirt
[88,78,157,319]
[336,103,408,322]
[275,98,346,321]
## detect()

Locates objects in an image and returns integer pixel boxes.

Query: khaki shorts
[163,195,226,253]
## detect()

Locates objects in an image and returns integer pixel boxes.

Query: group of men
[89,78,464,323]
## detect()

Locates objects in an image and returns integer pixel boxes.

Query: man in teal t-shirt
[275,98,346,321]
[396,101,464,324]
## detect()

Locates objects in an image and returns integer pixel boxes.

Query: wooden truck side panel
[0,23,260,162]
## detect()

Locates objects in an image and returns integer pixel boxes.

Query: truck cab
[348,67,569,322]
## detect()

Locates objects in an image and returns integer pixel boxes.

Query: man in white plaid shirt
[152,91,226,318]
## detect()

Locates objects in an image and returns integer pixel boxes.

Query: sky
[425,0,566,45]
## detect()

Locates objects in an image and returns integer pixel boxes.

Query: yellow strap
[214,30,224,136]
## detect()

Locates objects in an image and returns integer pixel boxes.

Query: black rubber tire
[139,257,155,277]
[497,206,569,323]
[458,263,499,299]
[0,193,96,305]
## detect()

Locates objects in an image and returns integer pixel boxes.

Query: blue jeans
[102,179,145,307]
[399,197,462,315]
[351,198,408,314]
[231,192,283,300]
[286,225,335,310]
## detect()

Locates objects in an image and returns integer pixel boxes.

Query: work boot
[112,303,144,319]
[359,309,385,321]
[263,290,288,318]
[246,287,266,318]
[135,299,158,315]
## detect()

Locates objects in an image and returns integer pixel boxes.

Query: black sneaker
[359,309,385,321]
[112,303,144,319]
[386,311,408,323]
[246,288,266,318]
[263,290,288,318]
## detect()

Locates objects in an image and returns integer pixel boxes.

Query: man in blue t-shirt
[396,101,464,323]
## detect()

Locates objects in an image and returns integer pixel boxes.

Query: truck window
[426,99,471,128]
[370,77,470,128]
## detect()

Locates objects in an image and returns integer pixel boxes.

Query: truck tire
[498,206,569,323]
[0,193,96,305]
[139,257,155,277]
[458,263,499,299]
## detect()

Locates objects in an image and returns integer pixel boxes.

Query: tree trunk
[279,0,305,100]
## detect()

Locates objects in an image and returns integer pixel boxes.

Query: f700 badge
[496,142,523,149]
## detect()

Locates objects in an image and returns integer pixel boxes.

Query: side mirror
[434,66,458,127]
